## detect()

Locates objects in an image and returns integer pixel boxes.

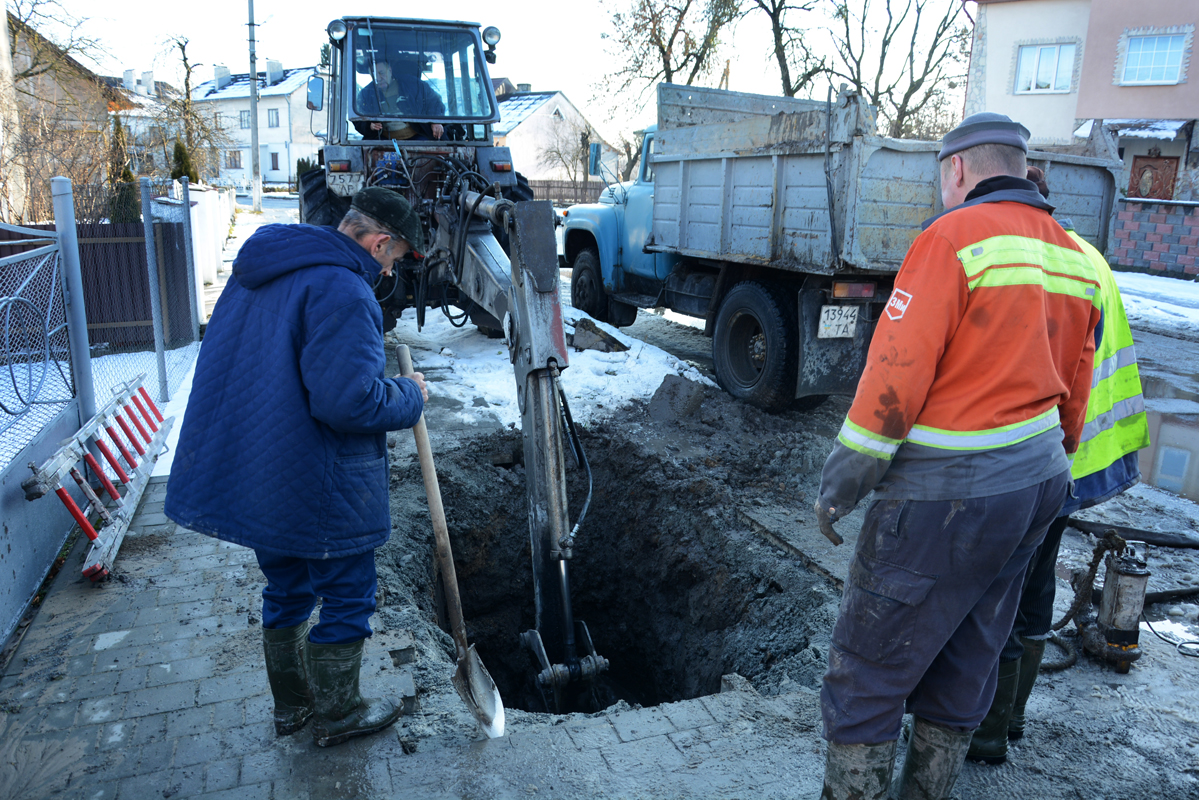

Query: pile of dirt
[373,381,850,720]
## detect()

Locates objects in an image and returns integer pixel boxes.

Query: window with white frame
[1122,34,1186,85]
[270,152,279,171]
[268,108,280,128]
[227,150,242,169]
[1015,43,1076,94]
[240,110,251,129]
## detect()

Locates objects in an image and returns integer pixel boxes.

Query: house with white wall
[101,70,183,177]
[190,63,323,187]
[492,85,617,182]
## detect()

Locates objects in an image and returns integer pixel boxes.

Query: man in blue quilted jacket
[166,187,428,747]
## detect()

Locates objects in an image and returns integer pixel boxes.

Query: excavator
[299,16,607,713]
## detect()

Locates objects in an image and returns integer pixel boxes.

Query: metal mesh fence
[0,232,73,473]
[1,177,203,478]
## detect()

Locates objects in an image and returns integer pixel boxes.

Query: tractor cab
[308,18,502,147]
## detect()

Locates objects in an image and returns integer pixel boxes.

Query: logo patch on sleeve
[885,289,913,321]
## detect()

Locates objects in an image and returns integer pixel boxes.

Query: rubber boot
[819,740,896,800]
[966,659,1020,764]
[262,622,313,735]
[308,639,401,747]
[894,717,973,800]
[1009,637,1046,741]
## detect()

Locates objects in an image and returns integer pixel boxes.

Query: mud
[362,317,1199,798]
[373,380,848,722]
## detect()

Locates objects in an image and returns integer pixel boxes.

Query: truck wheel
[298,170,348,227]
[713,281,797,413]
[571,248,608,323]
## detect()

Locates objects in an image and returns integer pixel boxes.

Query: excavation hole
[424,425,838,715]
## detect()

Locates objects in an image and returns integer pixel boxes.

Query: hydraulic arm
[422,183,609,712]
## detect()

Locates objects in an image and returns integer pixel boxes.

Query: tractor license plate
[818,305,858,338]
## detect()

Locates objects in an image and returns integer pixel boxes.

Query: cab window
[351,26,493,121]
[641,136,656,183]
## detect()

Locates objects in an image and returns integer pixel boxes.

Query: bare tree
[140,37,228,181]
[6,0,103,98]
[5,0,115,221]
[598,0,743,105]
[824,0,969,138]
[619,131,646,182]
[748,0,826,97]
[539,114,597,186]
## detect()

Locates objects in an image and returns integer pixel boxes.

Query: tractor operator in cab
[813,113,1102,800]
[355,58,445,141]
[166,188,429,748]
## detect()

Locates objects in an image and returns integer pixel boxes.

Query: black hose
[556,376,592,546]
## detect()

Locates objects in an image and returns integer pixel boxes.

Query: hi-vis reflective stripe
[958,236,1099,303]
[907,407,1061,451]
[1091,343,1138,388]
[837,418,902,460]
[1080,395,1146,444]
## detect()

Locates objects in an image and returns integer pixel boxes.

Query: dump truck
[300,17,605,713]
[562,83,1122,412]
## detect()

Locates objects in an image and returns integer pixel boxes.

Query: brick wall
[1111,199,1199,276]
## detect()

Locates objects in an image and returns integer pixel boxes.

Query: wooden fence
[528,179,605,208]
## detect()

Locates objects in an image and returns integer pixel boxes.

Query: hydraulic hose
[554,370,591,549]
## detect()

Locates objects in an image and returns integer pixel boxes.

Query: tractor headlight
[483,26,501,47]
[327,20,347,41]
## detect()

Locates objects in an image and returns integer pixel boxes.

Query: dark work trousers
[999,515,1070,663]
[255,550,378,644]
[820,470,1068,745]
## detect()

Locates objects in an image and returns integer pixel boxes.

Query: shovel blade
[452,644,505,738]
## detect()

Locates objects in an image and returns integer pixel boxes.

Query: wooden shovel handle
[397,345,470,661]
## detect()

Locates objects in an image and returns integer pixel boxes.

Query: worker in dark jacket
[815,115,1102,800]
[355,59,445,141]
[967,168,1151,765]
[165,188,428,747]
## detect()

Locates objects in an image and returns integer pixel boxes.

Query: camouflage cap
[350,187,424,255]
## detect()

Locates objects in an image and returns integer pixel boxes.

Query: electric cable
[1140,611,1199,658]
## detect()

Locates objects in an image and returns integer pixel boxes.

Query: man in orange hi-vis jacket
[815,113,1101,800]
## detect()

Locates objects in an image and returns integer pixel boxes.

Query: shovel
[397,345,506,739]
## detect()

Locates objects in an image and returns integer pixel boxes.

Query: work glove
[814,499,844,546]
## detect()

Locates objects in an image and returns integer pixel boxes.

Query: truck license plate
[818,305,858,338]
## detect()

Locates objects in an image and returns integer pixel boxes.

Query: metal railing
[0,221,74,470]
[1,177,205,473]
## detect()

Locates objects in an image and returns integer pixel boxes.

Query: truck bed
[648,84,1120,275]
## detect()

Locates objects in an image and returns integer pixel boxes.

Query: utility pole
[248,0,262,212]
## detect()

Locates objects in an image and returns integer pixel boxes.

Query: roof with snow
[1074,118,1193,140]
[191,67,317,102]
[494,92,559,136]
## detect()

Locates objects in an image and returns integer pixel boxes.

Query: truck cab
[561,128,678,326]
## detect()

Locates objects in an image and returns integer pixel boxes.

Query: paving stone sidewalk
[0,477,831,800]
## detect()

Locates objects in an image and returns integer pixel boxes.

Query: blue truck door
[620,134,671,282]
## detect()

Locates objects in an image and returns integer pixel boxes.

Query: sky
[43,0,792,142]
